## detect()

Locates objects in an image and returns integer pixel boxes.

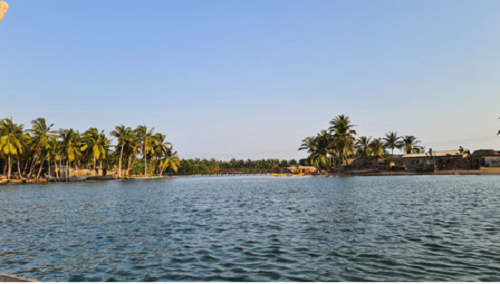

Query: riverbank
[2,170,500,185]
[326,168,500,177]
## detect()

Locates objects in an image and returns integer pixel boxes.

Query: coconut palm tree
[329,114,356,168]
[161,148,180,175]
[110,125,131,178]
[299,130,333,170]
[81,128,109,175]
[135,125,156,176]
[27,118,57,178]
[355,136,372,160]
[123,128,138,177]
[369,138,386,158]
[44,138,61,180]
[383,131,402,156]
[402,135,423,154]
[153,132,172,175]
[59,128,83,178]
[0,118,27,180]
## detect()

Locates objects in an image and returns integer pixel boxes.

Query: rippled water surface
[1,175,500,281]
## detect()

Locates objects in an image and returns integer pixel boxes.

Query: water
[1,175,500,281]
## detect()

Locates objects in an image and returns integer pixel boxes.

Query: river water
[1,175,500,281]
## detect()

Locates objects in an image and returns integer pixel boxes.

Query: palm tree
[153,132,172,175]
[299,130,333,170]
[402,135,422,154]
[27,118,57,178]
[81,128,109,175]
[110,125,130,178]
[43,138,61,180]
[369,138,386,158]
[123,128,138,177]
[135,125,156,176]
[355,136,372,160]
[0,118,26,180]
[329,114,356,168]
[383,131,402,156]
[161,148,180,175]
[59,128,82,178]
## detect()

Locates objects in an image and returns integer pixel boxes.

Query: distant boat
[271,173,306,177]
[88,173,117,181]
[60,173,89,182]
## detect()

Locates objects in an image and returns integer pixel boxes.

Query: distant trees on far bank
[177,158,304,175]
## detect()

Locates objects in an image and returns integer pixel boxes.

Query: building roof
[403,150,467,159]
[472,149,500,157]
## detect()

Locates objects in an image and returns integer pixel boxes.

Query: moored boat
[271,173,306,177]
[88,173,117,181]
[60,173,89,182]
[70,173,88,182]
[8,179,26,184]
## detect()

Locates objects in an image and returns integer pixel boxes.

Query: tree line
[299,114,424,170]
[0,117,305,180]
[0,118,180,180]
[177,158,306,175]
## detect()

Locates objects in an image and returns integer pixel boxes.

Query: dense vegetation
[0,118,179,180]
[299,114,424,170]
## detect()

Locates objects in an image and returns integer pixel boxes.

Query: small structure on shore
[402,150,467,168]
[287,165,317,174]
[472,149,500,167]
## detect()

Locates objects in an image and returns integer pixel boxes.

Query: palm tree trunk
[127,155,132,177]
[17,156,22,179]
[118,144,124,178]
[22,158,30,175]
[36,158,44,179]
[131,156,137,176]
[144,154,147,177]
[7,154,11,181]
[66,160,70,179]
[54,159,60,181]
[344,152,349,172]
[99,159,103,176]
[58,158,63,180]
[28,154,39,178]
[93,157,96,176]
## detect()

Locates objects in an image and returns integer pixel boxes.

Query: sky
[1,0,499,160]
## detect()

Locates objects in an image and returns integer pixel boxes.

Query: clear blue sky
[1,0,499,159]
